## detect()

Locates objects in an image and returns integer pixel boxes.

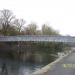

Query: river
[0,42,59,75]
[0,56,55,75]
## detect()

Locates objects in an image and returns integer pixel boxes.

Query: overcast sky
[0,0,75,36]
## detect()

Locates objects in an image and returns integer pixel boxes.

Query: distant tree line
[0,9,59,36]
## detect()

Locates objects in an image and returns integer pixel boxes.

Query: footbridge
[0,35,75,43]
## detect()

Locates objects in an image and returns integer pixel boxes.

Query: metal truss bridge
[0,35,75,43]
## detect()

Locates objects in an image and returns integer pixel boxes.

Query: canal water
[0,56,55,75]
[0,42,59,75]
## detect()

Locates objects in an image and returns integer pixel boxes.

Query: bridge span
[0,35,75,43]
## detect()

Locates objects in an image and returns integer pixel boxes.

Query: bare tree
[42,24,59,35]
[25,23,37,35]
[0,9,15,35]
[13,19,25,33]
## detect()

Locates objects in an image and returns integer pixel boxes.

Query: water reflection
[0,58,48,75]
[1,63,8,75]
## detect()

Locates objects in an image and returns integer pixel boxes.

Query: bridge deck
[0,35,75,42]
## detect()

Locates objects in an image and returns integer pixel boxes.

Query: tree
[25,23,38,35]
[42,24,59,35]
[0,9,15,35]
[13,19,25,34]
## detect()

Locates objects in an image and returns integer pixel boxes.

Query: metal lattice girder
[0,35,75,43]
